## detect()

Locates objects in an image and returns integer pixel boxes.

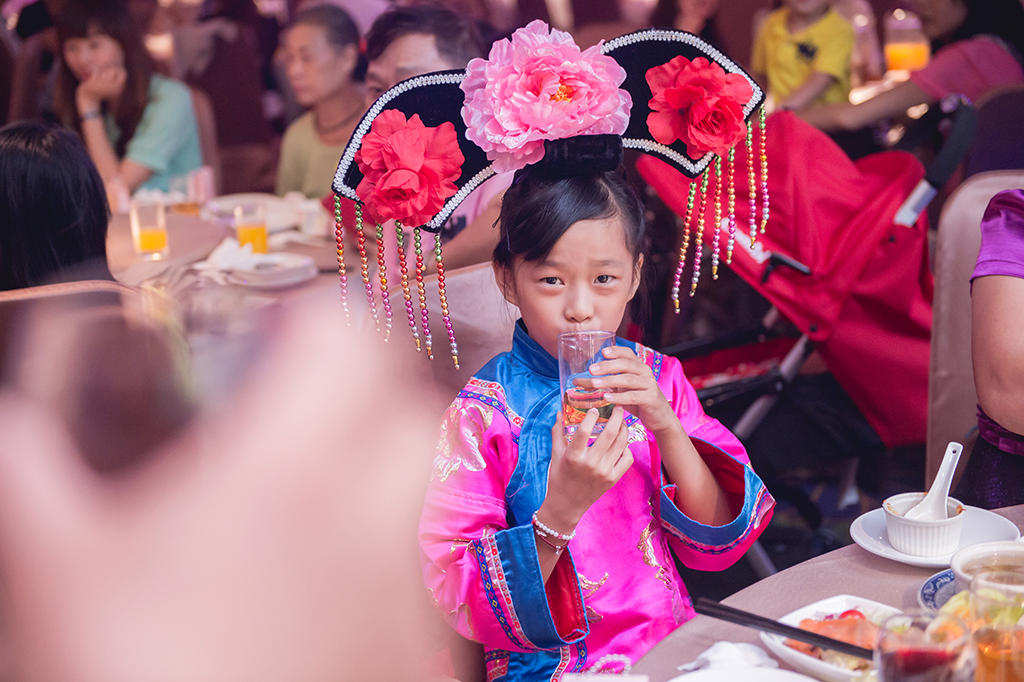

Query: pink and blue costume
[420,322,775,680]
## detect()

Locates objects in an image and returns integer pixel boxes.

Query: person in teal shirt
[54,1,202,194]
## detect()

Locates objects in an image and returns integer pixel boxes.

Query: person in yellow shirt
[752,0,854,111]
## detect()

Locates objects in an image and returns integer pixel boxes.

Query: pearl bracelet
[533,529,566,553]
[531,511,575,542]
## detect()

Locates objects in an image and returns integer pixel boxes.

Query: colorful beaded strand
[746,121,757,246]
[434,234,459,369]
[726,147,737,264]
[689,169,710,297]
[671,181,699,313]
[413,227,433,359]
[759,107,769,234]
[354,204,379,332]
[374,221,393,340]
[333,196,350,323]
[711,155,723,279]
[394,222,420,351]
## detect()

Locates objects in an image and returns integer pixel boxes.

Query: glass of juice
[233,203,268,254]
[129,198,168,260]
[883,9,930,71]
[875,611,975,682]
[558,330,616,437]
[970,570,1024,682]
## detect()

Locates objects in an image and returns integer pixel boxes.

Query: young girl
[418,144,775,678]
[54,1,202,194]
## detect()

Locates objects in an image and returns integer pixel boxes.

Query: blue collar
[511,320,558,380]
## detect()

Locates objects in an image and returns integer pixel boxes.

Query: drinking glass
[875,610,975,681]
[129,198,169,260]
[883,9,930,72]
[558,330,616,436]
[234,203,268,253]
[969,570,1024,682]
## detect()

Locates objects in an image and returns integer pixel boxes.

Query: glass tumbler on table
[883,9,930,72]
[233,203,268,254]
[970,570,1024,682]
[129,198,169,260]
[875,610,975,682]
[558,330,616,437]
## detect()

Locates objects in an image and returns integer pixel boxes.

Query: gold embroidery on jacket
[579,571,609,622]
[432,401,492,482]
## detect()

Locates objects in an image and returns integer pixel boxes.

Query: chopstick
[693,597,875,661]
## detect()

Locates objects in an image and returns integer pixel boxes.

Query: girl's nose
[564,288,594,323]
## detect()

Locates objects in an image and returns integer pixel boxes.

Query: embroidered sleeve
[419,394,588,653]
[649,352,776,570]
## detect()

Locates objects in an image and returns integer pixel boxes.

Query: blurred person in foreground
[276,4,365,199]
[0,291,443,682]
[362,4,510,273]
[956,189,1024,509]
[54,0,202,194]
[798,0,1024,133]
[0,121,112,291]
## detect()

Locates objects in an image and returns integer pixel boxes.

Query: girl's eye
[595,274,615,284]
[540,276,561,285]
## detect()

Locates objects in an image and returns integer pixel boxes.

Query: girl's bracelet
[79,110,102,122]
[532,511,575,542]
[533,528,566,553]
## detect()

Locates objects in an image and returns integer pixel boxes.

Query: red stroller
[638,109,975,451]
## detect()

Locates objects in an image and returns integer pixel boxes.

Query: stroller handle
[894,96,978,227]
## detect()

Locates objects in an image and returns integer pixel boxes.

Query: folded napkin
[676,642,779,672]
[193,238,273,279]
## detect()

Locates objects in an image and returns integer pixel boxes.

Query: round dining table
[633,504,1024,680]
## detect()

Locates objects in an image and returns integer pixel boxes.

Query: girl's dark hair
[292,4,367,81]
[941,0,1024,62]
[0,122,112,291]
[54,0,155,157]
[494,154,646,269]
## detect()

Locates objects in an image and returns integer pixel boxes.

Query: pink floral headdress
[331,23,768,368]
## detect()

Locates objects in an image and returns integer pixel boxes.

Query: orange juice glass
[884,41,930,72]
[234,204,268,254]
[129,199,168,260]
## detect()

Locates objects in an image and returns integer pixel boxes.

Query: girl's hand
[538,407,634,532]
[587,346,680,436]
[76,63,126,112]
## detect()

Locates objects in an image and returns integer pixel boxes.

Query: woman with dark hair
[0,121,112,290]
[276,4,365,198]
[54,0,202,194]
[800,0,1024,132]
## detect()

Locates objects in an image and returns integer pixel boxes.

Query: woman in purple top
[954,189,1024,509]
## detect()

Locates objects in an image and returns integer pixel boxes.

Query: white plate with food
[669,669,818,681]
[850,507,1020,568]
[760,595,898,682]
[204,193,298,233]
[224,252,318,289]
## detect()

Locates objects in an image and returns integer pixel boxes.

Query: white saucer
[850,506,1021,568]
[225,252,318,289]
[918,569,956,610]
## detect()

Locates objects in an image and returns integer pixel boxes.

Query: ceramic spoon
[903,441,963,520]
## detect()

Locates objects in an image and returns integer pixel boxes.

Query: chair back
[927,170,1024,484]
[188,87,222,196]
[0,25,16,125]
[964,86,1024,178]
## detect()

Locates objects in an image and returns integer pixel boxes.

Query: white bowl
[950,539,1024,591]
[882,492,965,557]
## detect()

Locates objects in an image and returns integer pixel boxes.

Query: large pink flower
[646,56,753,158]
[460,20,632,173]
[355,110,464,227]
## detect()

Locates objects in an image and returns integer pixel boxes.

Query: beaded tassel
[375,221,393,341]
[394,222,420,351]
[711,155,723,279]
[726,147,737,264]
[434,233,459,369]
[413,227,433,359]
[689,169,710,297]
[746,120,757,246]
[354,204,379,331]
[333,196,350,323]
[671,181,698,313]
[759,107,770,234]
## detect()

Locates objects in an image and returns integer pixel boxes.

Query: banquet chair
[926,170,1024,485]
[188,87,222,196]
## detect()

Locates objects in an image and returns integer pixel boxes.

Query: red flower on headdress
[646,56,753,158]
[355,110,464,227]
